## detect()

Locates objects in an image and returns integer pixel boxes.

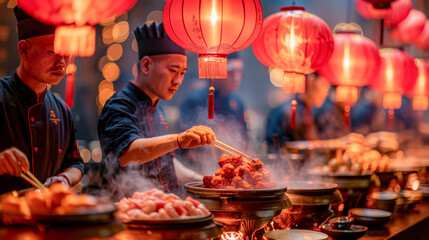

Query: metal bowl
[264,229,328,240]
[321,223,367,239]
[328,216,354,230]
[350,208,391,227]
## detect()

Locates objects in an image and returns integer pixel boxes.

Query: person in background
[265,73,330,150]
[0,7,84,194]
[98,22,216,198]
[177,52,248,174]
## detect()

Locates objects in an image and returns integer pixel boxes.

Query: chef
[0,7,84,194]
[98,22,216,197]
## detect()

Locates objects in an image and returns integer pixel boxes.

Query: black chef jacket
[0,73,84,194]
[98,81,181,198]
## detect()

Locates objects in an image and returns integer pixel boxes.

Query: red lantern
[370,48,418,124]
[318,23,381,129]
[390,10,426,44]
[355,0,412,27]
[17,0,136,57]
[407,59,429,111]
[163,0,263,119]
[363,0,396,9]
[414,20,429,51]
[252,6,334,128]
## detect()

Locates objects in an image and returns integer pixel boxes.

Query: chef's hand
[0,147,30,177]
[44,175,70,187]
[177,126,216,149]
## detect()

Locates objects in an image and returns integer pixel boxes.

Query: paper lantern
[17,0,136,57]
[252,6,334,128]
[355,0,412,27]
[163,0,263,119]
[407,59,429,111]
[370,48,418,122]
[318,23,381,129]
[390,10,426,44]
[414,20,429,51]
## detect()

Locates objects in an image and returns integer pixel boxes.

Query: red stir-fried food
[203,154,275,189]
[0,183,98,217]
[116,188,211,220]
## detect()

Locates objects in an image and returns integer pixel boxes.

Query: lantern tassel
[388,108,394,129]
[65,74,75,108]
[65,57,77,108]
[290,99,297,129]
[208,83,215,119]
[344,105,350,130]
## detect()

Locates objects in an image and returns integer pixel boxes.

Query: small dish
[350,208,391,227]
[264,229,328,240]
[321,223,368,239]
[372,192,398,212]
[328,216,354,230]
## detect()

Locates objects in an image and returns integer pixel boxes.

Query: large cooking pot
[272,181,343,230]
[185,182,291,240]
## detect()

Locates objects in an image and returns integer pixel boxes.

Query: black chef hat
[134,22,186,60]
[14,6,56,40]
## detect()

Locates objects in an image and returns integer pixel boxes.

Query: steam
[177,103,251,176]
[98,153,157,201]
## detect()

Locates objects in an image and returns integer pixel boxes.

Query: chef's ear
[140,56,152,75]
[17,40,30,59]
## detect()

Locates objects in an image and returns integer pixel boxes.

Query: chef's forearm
[58,167,83,187]
[119,134,179,167]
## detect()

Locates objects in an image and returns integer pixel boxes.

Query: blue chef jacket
[0,73,84,194]
[98,81,180,197]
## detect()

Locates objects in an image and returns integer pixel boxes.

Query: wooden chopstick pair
[21,170,46,190]
[211,140,257,163]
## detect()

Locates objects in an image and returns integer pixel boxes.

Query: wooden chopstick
[21,171,46,190]
[212,140,256,162]
[24,170,46,190]
[211,143,236,156]
[21,174,45,190]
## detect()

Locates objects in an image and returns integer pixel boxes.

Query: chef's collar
[12,72,47,106]
[129,80,159,107]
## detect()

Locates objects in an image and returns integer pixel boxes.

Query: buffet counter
[359,199,429,240]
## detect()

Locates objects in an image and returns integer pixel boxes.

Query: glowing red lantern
[17,0,136,56]
[355,0,412,27]
[407,59,429,111]
[318,23,381,129]
[414,20,429,51]
[390,10,426,44]
[252,6,334,128]
[370,48,418,122]
[163,0,263,119]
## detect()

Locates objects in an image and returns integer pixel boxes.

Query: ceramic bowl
[264,229,328,240]
[328,216,354,230]
[321,223,368,239]
[350,208,391,228]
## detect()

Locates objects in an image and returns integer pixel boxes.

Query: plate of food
[116,188,214,229]
[0,183,116,225]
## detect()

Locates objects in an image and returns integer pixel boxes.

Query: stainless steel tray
[122,214,214,229]
[185,182,287,199]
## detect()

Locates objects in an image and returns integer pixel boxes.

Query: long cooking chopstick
[24,170,46,190]
[21,173,45,190]
[212,140,256,162]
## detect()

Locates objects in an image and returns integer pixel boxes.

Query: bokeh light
[146,10,163,25]
[91,147,102,163]
[102,62,120,81]
[79,148,92,163]
[112,21,129,43]
[268,89,291,108]
[107,43,123,61]
[269,68,283,88]
[132,63,137,78]
[98,56,110,71]
[132,39,138,52]
[102,23,115,45]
